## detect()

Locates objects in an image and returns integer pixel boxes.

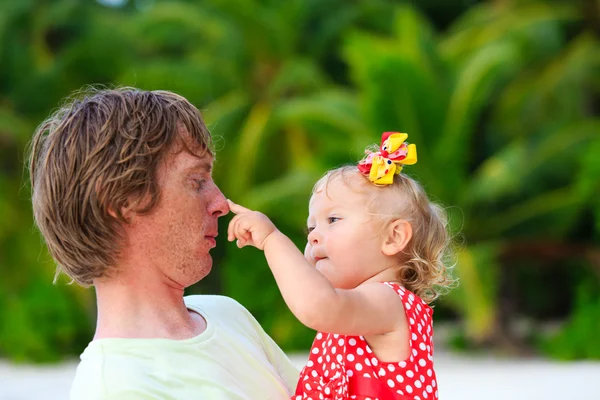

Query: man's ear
[381,219,412,256]
[108,199,136,223]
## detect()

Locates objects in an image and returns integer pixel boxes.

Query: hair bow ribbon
[357,132,417,185]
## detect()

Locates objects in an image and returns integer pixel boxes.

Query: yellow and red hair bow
[357,132,417,185]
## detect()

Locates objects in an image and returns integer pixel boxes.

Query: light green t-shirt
[70,295,299,399]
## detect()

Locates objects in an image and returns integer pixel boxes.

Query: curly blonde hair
[312,166,457,303]
[28,87,212,286]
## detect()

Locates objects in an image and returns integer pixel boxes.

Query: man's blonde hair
[29,87,212,286]
[313,166,457,303]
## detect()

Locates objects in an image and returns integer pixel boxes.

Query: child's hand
[227,200,278,250]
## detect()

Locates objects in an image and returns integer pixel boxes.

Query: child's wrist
[262,229,284,251]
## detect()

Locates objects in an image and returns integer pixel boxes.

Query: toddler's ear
[381,219,412,256]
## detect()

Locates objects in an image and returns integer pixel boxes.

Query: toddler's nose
[307,228,320,245]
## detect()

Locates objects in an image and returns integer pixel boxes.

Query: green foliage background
[0,0,598,362]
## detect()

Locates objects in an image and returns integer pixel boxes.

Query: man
[29,87,298,399]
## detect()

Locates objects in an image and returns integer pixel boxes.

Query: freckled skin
[128,149,228,288]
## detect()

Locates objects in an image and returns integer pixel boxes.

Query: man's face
[126,144,229,288]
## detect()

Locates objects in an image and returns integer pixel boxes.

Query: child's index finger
[227,199,251,215]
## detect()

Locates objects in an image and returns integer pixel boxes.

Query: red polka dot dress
[293,283,438,400]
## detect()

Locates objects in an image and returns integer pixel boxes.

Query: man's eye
[194,179,206,190]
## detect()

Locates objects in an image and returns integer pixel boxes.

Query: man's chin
[184,259,212,285]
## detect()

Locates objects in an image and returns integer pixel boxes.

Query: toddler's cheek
[304,243,315,266]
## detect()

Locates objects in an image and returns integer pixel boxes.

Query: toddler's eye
[306,226,315,234]
[328,217,340,224]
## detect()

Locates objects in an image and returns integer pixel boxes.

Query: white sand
[1,350,598,399]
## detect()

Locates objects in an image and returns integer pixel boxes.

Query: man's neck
[92,269,206,341]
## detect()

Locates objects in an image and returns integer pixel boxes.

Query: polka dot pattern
[294,283,438,400]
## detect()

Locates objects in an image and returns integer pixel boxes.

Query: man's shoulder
[70,351,154,400]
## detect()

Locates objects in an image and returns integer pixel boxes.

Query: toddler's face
[304,179,390,289]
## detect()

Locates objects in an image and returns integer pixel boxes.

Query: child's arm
[227,200,406,337]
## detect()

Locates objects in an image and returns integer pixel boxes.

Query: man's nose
[208,184,229,217]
